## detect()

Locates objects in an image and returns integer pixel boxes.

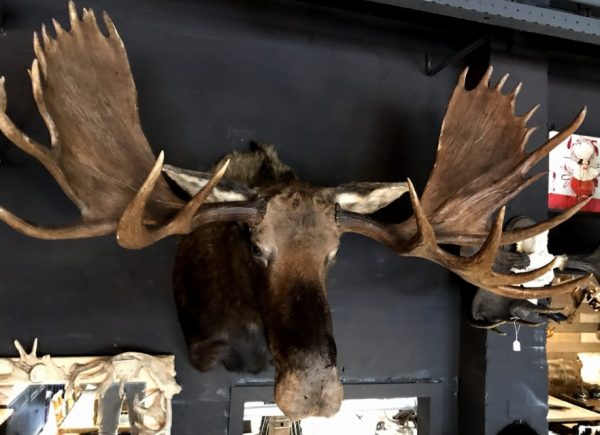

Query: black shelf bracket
[425,35,490,76]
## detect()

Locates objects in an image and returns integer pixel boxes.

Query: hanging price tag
[512,320,522,352]
[513,339,521,352]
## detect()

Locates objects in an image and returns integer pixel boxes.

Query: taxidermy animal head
[0,2,593,420]
[468,218,568,334]
[470,224,600,334]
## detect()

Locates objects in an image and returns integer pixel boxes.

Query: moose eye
[251,243,263,257]
[250,242,270,267]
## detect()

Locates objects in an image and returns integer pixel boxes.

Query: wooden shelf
[548,395,600,423]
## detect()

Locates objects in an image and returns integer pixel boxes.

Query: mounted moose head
[0,2,593,421]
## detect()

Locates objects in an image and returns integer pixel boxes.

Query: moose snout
[274,358,343,421]
[265,278,342,420]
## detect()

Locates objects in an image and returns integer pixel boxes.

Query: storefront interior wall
[0,1,597,433]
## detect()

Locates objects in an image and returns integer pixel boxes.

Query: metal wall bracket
[425,35,489,76]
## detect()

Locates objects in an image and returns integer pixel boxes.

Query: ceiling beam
[365,0,600,46]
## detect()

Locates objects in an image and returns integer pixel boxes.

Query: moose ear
[162,164,253,202]
[326,182,409,214]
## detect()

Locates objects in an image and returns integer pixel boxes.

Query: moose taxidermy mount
[0,2,593,421]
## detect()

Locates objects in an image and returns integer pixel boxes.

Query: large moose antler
[338,67,592,299]
[0,2,260,244]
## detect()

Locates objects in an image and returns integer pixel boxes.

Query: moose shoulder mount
[0,2,593,421]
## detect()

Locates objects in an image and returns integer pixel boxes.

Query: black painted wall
[0,1,597,434]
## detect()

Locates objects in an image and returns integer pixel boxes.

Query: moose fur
[168,143,407,419]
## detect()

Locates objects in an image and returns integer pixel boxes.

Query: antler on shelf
[338,66,592,299]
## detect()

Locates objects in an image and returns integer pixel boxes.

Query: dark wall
[486,38,551,435]
[0,1,596,434]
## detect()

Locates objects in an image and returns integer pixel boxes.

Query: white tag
[513,340,521,352]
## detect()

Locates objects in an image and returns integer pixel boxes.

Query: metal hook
[425,35,490,77]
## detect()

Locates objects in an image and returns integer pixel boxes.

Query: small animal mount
[0,2,593,420]
[469,217,569,334]
[470,218,600,334]
[558,243,600,312]
[566,243,600,284]
[0,339,181,435]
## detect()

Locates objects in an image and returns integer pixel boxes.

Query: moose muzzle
[274,354,343,421]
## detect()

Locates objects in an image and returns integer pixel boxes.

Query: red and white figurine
[549,132,600,212]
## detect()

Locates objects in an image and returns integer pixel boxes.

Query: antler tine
[32,33,47,76]
[41,24,54,51]
[30,60,59,148]
[522,107,587,173]
[493,273,592,299]
[495,73,509,91]
[394,192,580,298]
[455,208,564,288]
[457,67,469,86]
[0,206,117,239]
[510,82,523,100]
[0,75,69,186]
[521,104,540,125]
[102,11,119,39]
[471,319,509,332]
[82,7,101,33]
[468,207,505,268]
[116,152,172,248]
[68,0,80,31]
[117,154,231,249]
[501,197,591,245]
[438,196,590,247]
[519,127,538,151]
[51,18,66,37]
[401,196,574,296]
[406,179,436,250]
[0,76,5,112]
[0,75,77,203]
[490,256,561,286]
[480,65,494,88]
